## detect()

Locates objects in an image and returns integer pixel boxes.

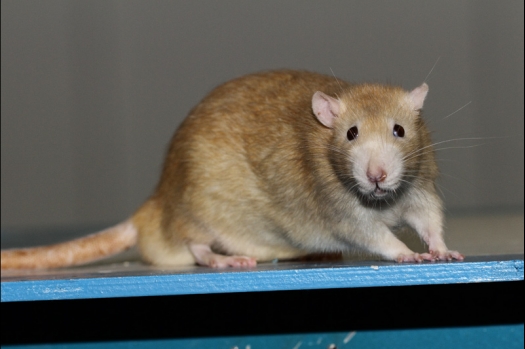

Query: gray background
[1,0,523,232]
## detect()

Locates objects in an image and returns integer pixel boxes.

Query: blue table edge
[1,254,523,302]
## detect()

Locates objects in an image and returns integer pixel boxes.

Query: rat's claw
[429,249,464,262]
[448,250,464,261]
[419,252,435,262]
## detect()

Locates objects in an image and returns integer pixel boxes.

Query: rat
[1,70,464,269]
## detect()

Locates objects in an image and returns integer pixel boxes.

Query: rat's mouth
[369,186,390,199]
[373,187,387,195]
[361,181,398,201]
[344,175,405,207]
[350,177,407,208]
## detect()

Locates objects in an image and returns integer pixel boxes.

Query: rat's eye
[393,124,405,138]
[347,126,358,141]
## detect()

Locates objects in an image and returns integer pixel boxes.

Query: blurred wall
[1,0,523,229]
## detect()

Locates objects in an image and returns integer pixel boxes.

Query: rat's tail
[1,220,138,270]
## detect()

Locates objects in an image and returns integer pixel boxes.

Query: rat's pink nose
[367,169,387,183]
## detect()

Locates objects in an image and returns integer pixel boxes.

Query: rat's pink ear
[408,83,429,111]
[312,91,341,128]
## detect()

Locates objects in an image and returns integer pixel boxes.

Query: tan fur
[1,70,463,269]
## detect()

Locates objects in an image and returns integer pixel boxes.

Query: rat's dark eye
[347,126,358,141]
[393,124,405,138]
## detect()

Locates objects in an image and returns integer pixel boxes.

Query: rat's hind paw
[208,255,257,268]
[189,243,257,268]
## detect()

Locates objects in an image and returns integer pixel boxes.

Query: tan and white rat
[1,70,464,269]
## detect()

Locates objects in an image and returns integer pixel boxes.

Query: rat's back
[137,70,348,266]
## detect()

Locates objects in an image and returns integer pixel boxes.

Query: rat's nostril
[367,170,387,183]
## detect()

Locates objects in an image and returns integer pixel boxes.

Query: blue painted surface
[1,255,523,302]
[2,324,523,349]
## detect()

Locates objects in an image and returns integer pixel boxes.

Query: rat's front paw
[429,249,464,261]
[396,252,435,263]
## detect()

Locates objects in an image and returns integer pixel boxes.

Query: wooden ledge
[1,254,523,302]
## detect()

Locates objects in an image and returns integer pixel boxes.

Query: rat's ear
[312,91,341,128]
[408,83,429,111]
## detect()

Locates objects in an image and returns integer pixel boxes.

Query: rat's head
[312,83,432,207]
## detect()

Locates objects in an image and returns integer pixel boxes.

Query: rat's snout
[351,137,403,194]
[366,168,387,184]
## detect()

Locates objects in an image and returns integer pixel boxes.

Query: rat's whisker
[442,101,472,120]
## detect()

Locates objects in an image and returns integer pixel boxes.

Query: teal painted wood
[2,324,523,349]
[1,255,523,302]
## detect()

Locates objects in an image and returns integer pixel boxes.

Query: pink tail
[1,220,137,269]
